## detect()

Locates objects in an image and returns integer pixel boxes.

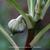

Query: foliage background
[0,0,50,50]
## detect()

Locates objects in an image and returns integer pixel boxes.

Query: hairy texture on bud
[8,15,27,33]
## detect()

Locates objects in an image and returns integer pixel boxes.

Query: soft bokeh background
[0,0,50,50]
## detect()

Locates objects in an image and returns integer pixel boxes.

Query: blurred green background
[0,0,50,50]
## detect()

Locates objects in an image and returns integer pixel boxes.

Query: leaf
[0,25,19,50]
[7,0,27,17]
[7,0,35,28]
[40,0,50,19]
[30,24,50,47]
[27,0,36,17]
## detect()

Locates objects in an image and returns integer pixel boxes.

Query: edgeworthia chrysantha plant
[8,0,34,31]
[7,0,50,48]
[8,0,50,31]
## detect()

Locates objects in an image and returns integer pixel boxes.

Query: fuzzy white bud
[8,15,26,32]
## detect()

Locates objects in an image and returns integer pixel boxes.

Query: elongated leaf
[40,0,50,19]
[0,25,19,50]
[27,0,36,17]
[7,0,35,28]
[30,24,50,47]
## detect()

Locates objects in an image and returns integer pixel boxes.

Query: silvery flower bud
[8,15,27,34]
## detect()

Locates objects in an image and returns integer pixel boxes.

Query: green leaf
[30,24,50,47]
[7,0,27,17]
[0,25,19,50]
[40,0,50,19]
[27,0,36,17]
[7,0,35,28]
